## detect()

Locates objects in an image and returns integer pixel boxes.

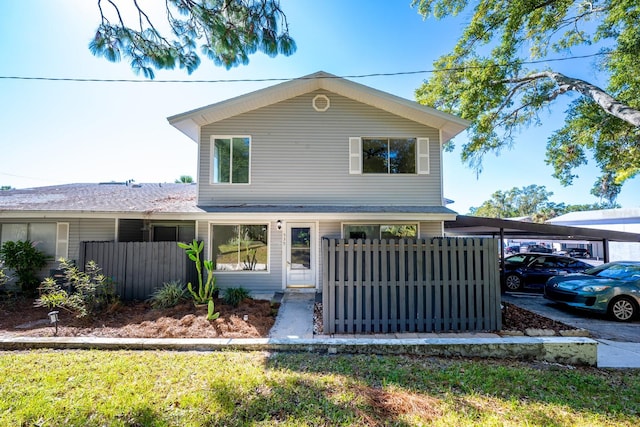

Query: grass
[0,351,638,426]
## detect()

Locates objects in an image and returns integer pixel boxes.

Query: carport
[444,215,640,267]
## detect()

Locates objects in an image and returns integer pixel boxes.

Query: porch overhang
[197,204,457,221]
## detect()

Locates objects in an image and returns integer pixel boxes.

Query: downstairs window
[211,224,268,271]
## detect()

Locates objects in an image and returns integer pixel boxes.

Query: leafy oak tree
[89,0,296,78]
[412,0,640,200]
[469,184,618,222]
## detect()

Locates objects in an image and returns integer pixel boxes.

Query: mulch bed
[0,297,279,338]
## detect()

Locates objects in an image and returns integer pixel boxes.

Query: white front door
[286,223,315,288]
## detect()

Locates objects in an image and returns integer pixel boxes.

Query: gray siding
[198,90,443,206]
[419,221,443,237]
[70,218,116,263]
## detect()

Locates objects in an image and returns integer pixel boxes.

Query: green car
[544,261,640,322]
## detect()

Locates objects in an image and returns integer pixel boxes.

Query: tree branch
[503,71,640,127]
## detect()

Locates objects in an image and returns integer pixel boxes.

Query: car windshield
[504,255,533,264]
[585,263,640,281]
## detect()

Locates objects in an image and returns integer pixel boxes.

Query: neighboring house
[547,208,640,261]
[1,71,469,295]
[0,182,200,283]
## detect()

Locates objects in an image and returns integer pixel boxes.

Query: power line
[0,52,608,84]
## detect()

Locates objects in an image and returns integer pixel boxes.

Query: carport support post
[499,227,505,272]
[602,238,609,263]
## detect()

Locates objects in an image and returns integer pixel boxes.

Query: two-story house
[167,71,469,292]
[1,71,468,296]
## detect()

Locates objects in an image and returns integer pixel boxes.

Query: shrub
[0,240,48,295]
[0,261,9,288]
[148,280,187,309]
[36,258,117,318]
[223,287,251,308]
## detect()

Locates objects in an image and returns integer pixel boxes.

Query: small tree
[0,240,48,295]
[36,259,117,318]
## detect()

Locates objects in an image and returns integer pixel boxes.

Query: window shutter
[56,222,69,260]
[417,138,429,174]
[349,137,362,174]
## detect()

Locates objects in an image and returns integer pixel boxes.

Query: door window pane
[290,227,311,269]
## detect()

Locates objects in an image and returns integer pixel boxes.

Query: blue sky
[1,0,638,214]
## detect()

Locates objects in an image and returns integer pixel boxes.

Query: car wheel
[609,297,638,322]
[504,274,523,291]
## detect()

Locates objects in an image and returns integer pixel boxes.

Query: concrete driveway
[502,292,640,343]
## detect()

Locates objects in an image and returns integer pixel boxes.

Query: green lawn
[0,351,638,426]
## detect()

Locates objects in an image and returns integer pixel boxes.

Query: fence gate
[80,241,197,300]
[322,237,501,334]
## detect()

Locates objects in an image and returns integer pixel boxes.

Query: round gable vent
[312,94,330,112]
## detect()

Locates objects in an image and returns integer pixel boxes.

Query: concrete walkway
[269,292,315,339]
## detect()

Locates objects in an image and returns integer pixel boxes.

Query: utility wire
[0,52,608,84]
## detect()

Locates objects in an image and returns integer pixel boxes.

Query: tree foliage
[175,175,194,183]
[90,0,296,78]
[469,184,619,222]
[412,0,640,197]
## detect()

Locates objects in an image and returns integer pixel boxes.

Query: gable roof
[167,71,469,143]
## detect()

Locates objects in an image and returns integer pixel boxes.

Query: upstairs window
[212,136,250,184]
[363,138,416,173]
[349,137,429,175]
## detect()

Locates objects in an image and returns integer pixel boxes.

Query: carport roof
[444,215,640,243]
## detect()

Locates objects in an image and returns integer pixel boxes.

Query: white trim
[439,129,444,205]
[417,137,430,175]
[209,135,252,185]
[312,94,330,112]
[55,222,69,260]
[285,221,318,289]
[348,137,362,174]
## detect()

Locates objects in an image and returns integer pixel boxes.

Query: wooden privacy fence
[322,238,501,334]
[80,241,197,300]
